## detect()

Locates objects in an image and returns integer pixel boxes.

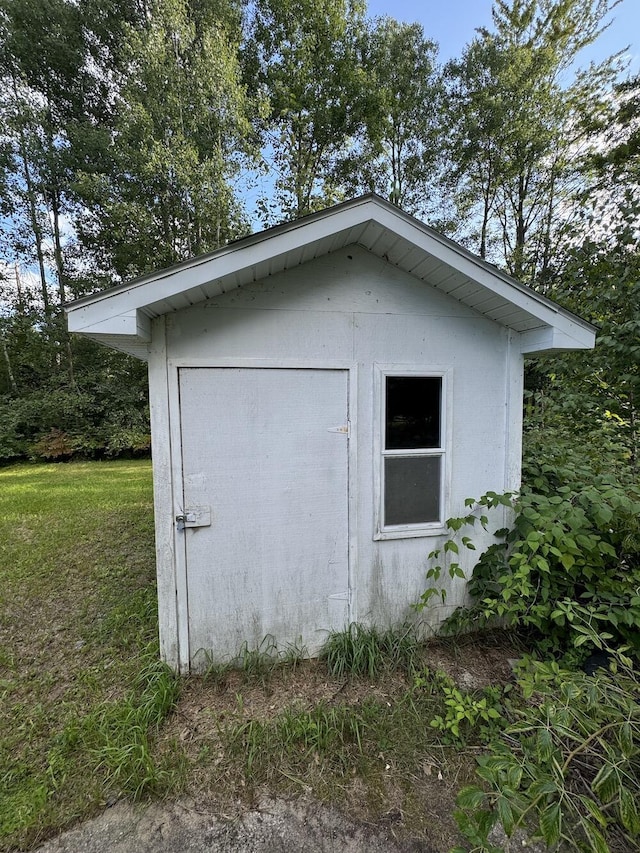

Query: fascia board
[370,206,595,342]
[65,195,595,346]
[67,308,151,341]
[519,324,596,354]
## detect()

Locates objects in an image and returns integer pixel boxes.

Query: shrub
[425,477,640,655]
[452,648,640,853]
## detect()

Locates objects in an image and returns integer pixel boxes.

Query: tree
[0,0,158,459]
[245,0,366,223]
[74,0,254,279]
[334,17,443,218]
[443,0,622,283]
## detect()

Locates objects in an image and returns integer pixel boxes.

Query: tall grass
[320,622,422,678]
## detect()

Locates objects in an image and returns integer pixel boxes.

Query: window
[377,372,446,537]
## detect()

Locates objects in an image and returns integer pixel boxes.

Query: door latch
[175,507,211,530]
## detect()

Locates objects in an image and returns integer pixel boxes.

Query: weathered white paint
[147,316,179,665]
[150,248,522,666]
[65,197,598,670]
[65,194,596,358]
[177,366,350,663]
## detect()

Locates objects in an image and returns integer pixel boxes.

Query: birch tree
[334,17,443,219]
[75,0,255,278]
[443,0,622,283]
[245,0,366,223]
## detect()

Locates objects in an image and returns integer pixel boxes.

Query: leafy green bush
[428,477,640,655]
[452,650,640,853]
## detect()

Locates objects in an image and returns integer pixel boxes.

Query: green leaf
[592,764,620,803]
[582,820,610,853]
[529,779,558,797]
[619,721,633,757]
[456,785,486,809]
[536,727,554,763]
[579,795,607,828]
[497,795,514,836]
[539,801,561,847]
[619,787,640,834]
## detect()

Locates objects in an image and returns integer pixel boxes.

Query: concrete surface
[33,798,435,853]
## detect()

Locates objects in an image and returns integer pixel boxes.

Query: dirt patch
[421,634,519,689]
[152,634,522,853]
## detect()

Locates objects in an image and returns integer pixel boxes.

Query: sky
[365,0,640,74]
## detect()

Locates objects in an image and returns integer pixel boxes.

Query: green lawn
[0,460,181,851]
[0,461,513,853]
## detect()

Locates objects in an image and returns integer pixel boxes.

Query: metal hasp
[176,507,211,530]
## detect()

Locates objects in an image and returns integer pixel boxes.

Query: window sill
[374,524,448,541]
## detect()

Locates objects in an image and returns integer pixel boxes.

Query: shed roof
[65,194,596,359]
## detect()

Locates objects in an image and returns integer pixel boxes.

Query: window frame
[373,365,451,540]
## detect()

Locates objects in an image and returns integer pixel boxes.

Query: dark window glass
[385,376,441,449]
[384,456,441,525]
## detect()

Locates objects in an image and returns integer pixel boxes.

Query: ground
[33,639,521,853]
[0,462,525,853]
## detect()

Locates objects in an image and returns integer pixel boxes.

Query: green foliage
[320,622,421,678]
[430,473,640,655]
[333,16,443,217]
[534,210,640,470]
[78,0,254,278]
[0,329,150,462]
[418,669,509,746]
[62,647,181,798]
[197,634,308,687]
[246,0,366,222]
[453,649,640,853]
[442,0,621,281]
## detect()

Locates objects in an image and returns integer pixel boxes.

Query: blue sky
[365,0,639,73]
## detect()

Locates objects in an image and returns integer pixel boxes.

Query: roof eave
[65,194,596,356]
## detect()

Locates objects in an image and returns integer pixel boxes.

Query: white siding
[151,246,522,667]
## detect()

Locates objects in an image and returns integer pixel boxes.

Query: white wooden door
[178,367,350,665]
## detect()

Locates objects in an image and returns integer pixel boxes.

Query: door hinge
[327,422,350,435]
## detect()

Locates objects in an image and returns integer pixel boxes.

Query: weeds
[198,634,309,687]
[453,646,640,853]
[62,646,182,798]
[320,622,421,678]
[226,702,372,777]
[416,669,510,745]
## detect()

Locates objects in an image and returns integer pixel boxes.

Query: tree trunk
[0,328,17,393]
[12,75,50,315]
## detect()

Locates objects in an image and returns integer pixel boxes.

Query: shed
[65,194,596,672]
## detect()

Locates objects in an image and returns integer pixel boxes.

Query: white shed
[66,195,596,672]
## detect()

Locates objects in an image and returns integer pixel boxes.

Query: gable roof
[65,193,596,359]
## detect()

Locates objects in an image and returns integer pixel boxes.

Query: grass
[0,460,181,851]
[320,622,421,678]
[0,460,520,853]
